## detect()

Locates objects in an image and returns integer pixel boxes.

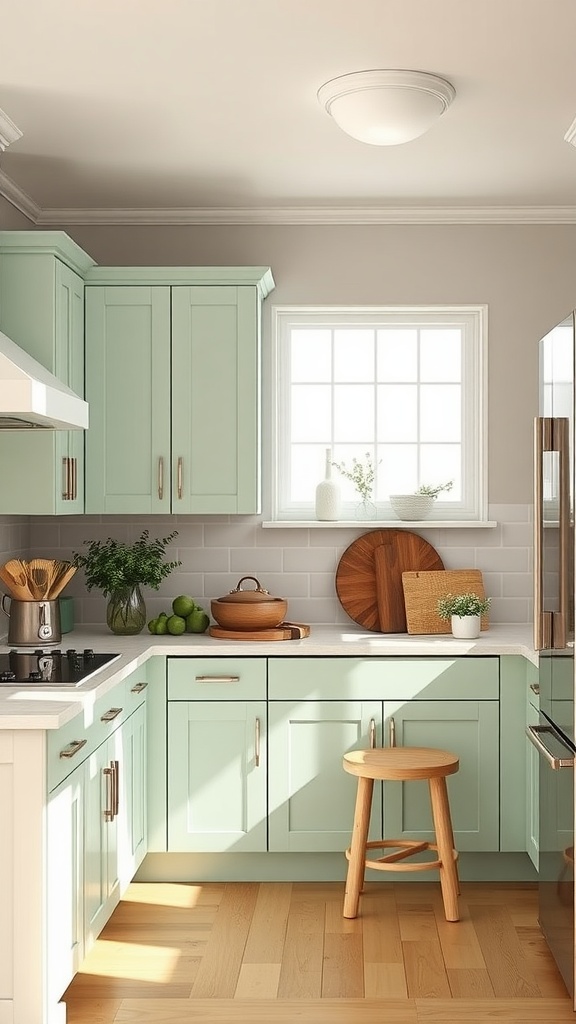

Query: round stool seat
[343,747,459,782]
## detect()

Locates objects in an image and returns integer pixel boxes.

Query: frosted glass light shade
[317,70,455,146]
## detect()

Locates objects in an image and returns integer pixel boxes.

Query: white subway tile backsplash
[230,548,283,573]
[19,505,538,625]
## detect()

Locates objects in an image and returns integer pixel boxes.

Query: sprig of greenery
[437,592,491,620]
[416,480,454,498]
[73,530,181,597]
[332,452,377,500]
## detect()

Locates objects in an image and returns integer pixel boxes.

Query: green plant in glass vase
[332,452,378,520]
[73,530,181,635]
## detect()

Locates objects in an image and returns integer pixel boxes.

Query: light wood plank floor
[64,881,575,1023]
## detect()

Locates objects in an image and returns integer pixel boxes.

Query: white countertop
[0,622,537,729]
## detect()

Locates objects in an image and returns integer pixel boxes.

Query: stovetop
[0,649,121,686]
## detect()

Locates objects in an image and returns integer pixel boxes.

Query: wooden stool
[343,747,460,922]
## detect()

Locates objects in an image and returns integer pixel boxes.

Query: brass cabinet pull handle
[158,456,164,500]
[112,759,120,817]
[534,416,570,650]
[177,457,183,499]
[103,765,114,821]
[62,457,70,500]
[389,717,396,747]
[72,457,77,501]
[195,675,240,683]
[255,717,261,767]
[100,706,123,722]
[530,683,540,695]
[131,681,148,693]
[59,738,87,760]
[369,718,376,749]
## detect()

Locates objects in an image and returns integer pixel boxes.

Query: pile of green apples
[148,595,210,635]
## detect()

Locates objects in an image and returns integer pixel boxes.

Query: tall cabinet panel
[84,267,274,514]
[0,231,95,514]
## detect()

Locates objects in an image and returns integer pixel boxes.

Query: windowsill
[262,520,498,529]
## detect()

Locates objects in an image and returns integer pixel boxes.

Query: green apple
[166,614,186,635]
[155,618,168,634]
[185,608,210,633]
[172,595,196,618]
[147,618,158,633]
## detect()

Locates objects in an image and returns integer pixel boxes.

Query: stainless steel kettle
[1,596,62,645]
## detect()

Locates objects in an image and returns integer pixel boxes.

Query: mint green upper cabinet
[84,267,274,514]
[0,231,95,514]
[85,286,172,513]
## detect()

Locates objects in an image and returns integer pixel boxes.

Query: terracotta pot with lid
[211,576,288,630]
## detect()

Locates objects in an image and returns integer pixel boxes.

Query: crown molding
[0,170,41,223]
[0,108,23,153]
[35,204,576,225]
[1,169,576,226]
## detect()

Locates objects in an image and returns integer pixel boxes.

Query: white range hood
[0,330,89,429]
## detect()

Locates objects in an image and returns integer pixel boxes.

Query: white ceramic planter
[451,614,481,639]
[389,494,434,520]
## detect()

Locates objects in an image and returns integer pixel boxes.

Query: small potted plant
[437,591,491,639]
[390,480,454,521]
[73,530,181,635]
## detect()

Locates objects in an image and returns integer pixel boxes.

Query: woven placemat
[401,569,489,634]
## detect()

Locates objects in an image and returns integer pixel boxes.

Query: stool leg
[343,775,373,918]
[429,776,459,922]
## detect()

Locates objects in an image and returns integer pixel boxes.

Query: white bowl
[389,494,435,521]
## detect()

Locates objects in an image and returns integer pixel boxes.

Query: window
[271,306,487,522]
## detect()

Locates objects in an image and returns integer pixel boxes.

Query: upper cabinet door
[0,232,94,515]
[171,286,261,514]
[85,286,172,514]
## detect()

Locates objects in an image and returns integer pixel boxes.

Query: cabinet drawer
[167,657,266,701]
[268,657,499,701]
[47,677,129,791]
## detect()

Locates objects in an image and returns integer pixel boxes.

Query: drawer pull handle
[389,716,396,748]
[59,738,87,760]
[131,682,148,693]
[72,457,78,501]
[100,707,123,722]
[195,675,240,684]
[177,456,183,499]
[158,456,164,500]
[103,766,114,821]
[369,718,376,749]
[530,683,540,695]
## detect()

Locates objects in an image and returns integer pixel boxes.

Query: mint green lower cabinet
[168,701,267,852]
[46,765,84,1009]
[383,700,500,852]
[84,734,120,949]
[268,701,382,852]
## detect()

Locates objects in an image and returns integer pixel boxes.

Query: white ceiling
[2,0,576,223]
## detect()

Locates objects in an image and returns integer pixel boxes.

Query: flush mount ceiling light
[317,69,456,146]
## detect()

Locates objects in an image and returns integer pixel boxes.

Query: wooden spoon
[0,562,35,600]
[48,565,77,600]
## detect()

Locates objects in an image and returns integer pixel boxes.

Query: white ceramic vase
[451,614,481,639]
[315,448,341,521]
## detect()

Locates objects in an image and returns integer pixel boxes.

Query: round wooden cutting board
[335,529,444,633]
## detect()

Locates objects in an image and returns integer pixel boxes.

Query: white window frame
[269,305,488,524]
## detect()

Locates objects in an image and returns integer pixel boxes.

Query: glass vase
[106,584,147,635]
[355,497,377,521]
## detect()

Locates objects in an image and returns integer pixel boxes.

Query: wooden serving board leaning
[401,568,489,634]
[335,529,444,633]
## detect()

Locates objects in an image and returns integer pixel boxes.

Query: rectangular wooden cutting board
[401,569,489,634]
[209,622,311,641]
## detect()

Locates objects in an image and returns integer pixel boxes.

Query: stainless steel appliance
[530,313,575,998]
[1,595,61,645]
[0,648,121,687]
